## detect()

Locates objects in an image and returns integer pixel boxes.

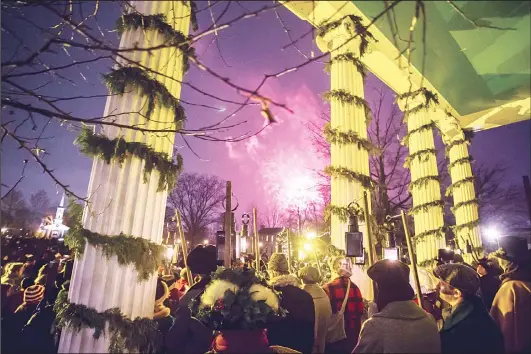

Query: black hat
[495,236,529,264]
[367,259,410,285]
[187,244,218,275]
[433,263,479,295]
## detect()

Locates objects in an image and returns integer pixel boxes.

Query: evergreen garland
[64,223,166,282]
[408,175,440,192]
[324,204,363,223]
[403,148,437,169]
[397,88,439,116]
[324,52,367,79]
[324,165,375,190]
[116,13,195,72]
[452,219,481,234]
[451,198,479,214]
[317,15,376,57]
[412,226,446,242]
[75,127,182,192]
[401,121,437,146]
[102,66,186,125]
[323,123,377,154]
[418,259,438,268]
[409,200,444,216]
[448,156,474,170]
[54,290,161,353]
[445,176,475,197]
[323,89,372,124]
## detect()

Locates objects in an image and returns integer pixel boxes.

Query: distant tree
[258,206,286,228]
[64,197,84,228]
[166,173,225,247]
[1,189,30,227]
[28,189,51,225]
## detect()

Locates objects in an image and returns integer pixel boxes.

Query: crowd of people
[1,234,530,353]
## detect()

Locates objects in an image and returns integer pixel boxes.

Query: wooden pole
[286,229,292,272]
[401,210,423,308]
[175,211,193,287]
[362,191,375,267]
[252,208,260,272]
[224,182,232,268]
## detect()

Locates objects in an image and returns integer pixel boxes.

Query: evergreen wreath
[397,88,439,117]
[401,121,437,146]
[452,219,481,235]
[403,148,437,169]
[189,268,286,330]
[445,176,475,197]
[324,204,364,223]
[409,200,444,216]
[102,66,186,125]
[323,123,377,154]
[54,290,161,353]
[324,165,375,190]
[75,127,182,192]
[324,52,367,79]
[116,13,195,73]
[64,223,166,281]
[451,198,479,214]
[408,175,440,192]
[323,90,372,124]
[317,15,376,57]
[447,156,474,170]
[413,226,446,243]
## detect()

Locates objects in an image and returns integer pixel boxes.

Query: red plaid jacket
[323,276,364,332]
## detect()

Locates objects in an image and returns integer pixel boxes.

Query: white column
[59,2,190,353]
[398,96,445,265]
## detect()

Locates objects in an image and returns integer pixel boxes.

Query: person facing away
[434,263,504,354]
[266,253,315,354]
[354,259,440,354]
[323,256,364,354]
[476,257,502,311]
[298,266,332,354]
[489,236,531,354]
[165,244,218,354]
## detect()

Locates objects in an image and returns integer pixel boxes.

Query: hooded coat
[267,274,315,354]
[302,283,332,354]
[353,300,440,353]
[440,295,503,354]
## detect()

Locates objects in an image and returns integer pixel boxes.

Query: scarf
[213,329,271,353]
[269,274,300,288]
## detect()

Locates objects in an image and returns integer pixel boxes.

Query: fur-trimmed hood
[269,274,300,288]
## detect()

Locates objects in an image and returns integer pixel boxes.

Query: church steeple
[55,192,66,224]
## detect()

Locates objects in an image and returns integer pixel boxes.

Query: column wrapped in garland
[317,15,376,251]
[58,1,192,353]
[398,88,445,266]
[443,116,482,264]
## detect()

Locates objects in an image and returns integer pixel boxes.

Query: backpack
[326,280,350,343]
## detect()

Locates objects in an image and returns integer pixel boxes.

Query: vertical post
[224,182,232,268]
[176,211,192,287]
[253,208,260,272]
[523,176,531,225]
[172,232,178,264]
[363,191,374,267]
[401,210,423,308]
[286,229,292,271]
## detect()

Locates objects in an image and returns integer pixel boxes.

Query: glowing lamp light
[484,226,501,241]
[177,239,182,244]
[203,240,209,245]
[383,247,399,261]
[305,231,317,240]
[303,243,313,252]
[298,250,306,260]
[1,227,7,233]
[258,242,263,248]
[165,247,174,261]
[241,238,247,252]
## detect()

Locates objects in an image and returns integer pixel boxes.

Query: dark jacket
[165,276,214,354]
[267,274,315,354]
[479,273,501,310]
[20,303,57,354]
[440,295,504,354]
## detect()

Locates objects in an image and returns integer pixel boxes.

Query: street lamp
[305,231,317,240]
[165,246,174,261]
[484,226,501,242]
[203,239,209,245]
[303,243,313,252]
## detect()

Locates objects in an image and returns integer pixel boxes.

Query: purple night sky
[2,1,530,215]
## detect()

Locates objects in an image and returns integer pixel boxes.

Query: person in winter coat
[354,260,440,353]
[490,236,531,353]
[434,263,504,354]
[267,253,315,354]
[1,262,25,290]
[476,257,502,310]
[299,266,332,354]
[324,256,364,354]
[154,278,174,353]
[170,267,190,301]
[165,245,218,354]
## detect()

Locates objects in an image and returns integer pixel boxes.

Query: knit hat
[155,278,169,305]
[24,284,45,304]
[268,253,289,274]
[433,263,480,295]
[298,266,320,284]
[368,259,410,285]
[494,236,530,264]
[187,244,218,275]
[20,277,34,290]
